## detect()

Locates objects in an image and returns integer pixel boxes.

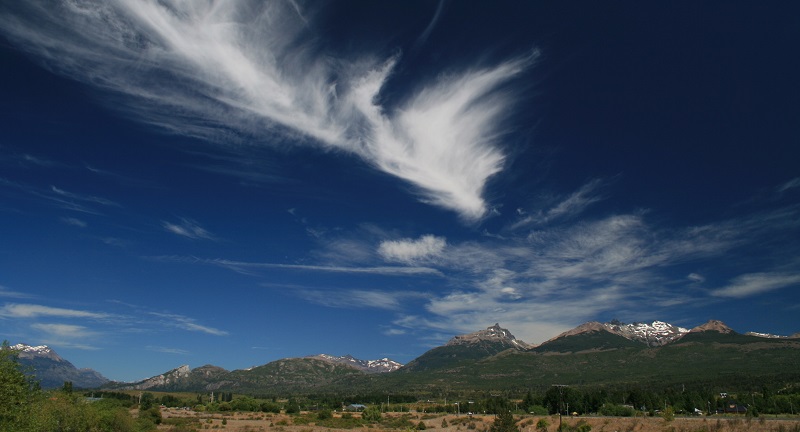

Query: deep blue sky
[1,1,798,382]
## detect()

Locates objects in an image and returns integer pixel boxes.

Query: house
[717,401,747,414]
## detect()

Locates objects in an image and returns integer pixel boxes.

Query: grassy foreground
[157,409,800,432]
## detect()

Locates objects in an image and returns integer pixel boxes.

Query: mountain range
[7,319,800,393]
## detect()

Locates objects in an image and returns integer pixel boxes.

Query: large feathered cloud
[0,0,532,220]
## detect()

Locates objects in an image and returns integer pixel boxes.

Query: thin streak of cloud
[151,256,443,277]
[50,186,120,208]
[687,273,705,283]
[0,1,533,220]
[146,346,190,355]
[148,312,228,336]
[778,177,800,193]
[0,286,35,299]
[414,0,446,49]
[710,272,800,298]
[511,178,607,229]
[0,178,115,214]
[0,303,110,319]
[299,289,413,310]
[61,217,87,228]
[31,323,98,339]
[162,218,215,240]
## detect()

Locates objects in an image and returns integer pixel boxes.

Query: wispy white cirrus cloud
[390,205,800,344]
[31,323,100,350]
[511,178,608,229]
[378,234,447,264]
[0,0,532,220]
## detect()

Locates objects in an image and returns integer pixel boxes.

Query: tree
[139,392,155,411]
[0,341,39,431]
[489,410,518,432]
[361,406,382,422]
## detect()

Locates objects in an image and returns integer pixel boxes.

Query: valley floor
[157,409,800,432]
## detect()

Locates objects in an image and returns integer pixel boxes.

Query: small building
[346,404,366,411]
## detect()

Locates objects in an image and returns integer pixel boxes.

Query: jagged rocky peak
[690,319,735,334]
[124,364,191,390]
[446,323,532,349]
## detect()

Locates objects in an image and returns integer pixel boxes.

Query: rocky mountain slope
[400,323,532,372]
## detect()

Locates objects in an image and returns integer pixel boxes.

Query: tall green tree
[489,410,518,432]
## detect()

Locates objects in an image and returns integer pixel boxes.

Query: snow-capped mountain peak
[603,320,689,346]
[11,343,53,355]
[309,354,402,373]
[8,343,64,362]
[446,323,533,349]
[746,332,788,339]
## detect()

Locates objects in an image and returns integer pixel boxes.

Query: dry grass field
[158,408,800,432]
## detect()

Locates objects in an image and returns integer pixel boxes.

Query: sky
[1,1,799,382]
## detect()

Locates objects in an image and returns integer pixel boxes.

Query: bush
[536,418,549,432]
[260,402,281,413]
[661,406,675,422]
[317,409,333,420]
[529,405,549,416]
[417,420,427,430]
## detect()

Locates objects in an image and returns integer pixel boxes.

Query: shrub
[417,420,427,430]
